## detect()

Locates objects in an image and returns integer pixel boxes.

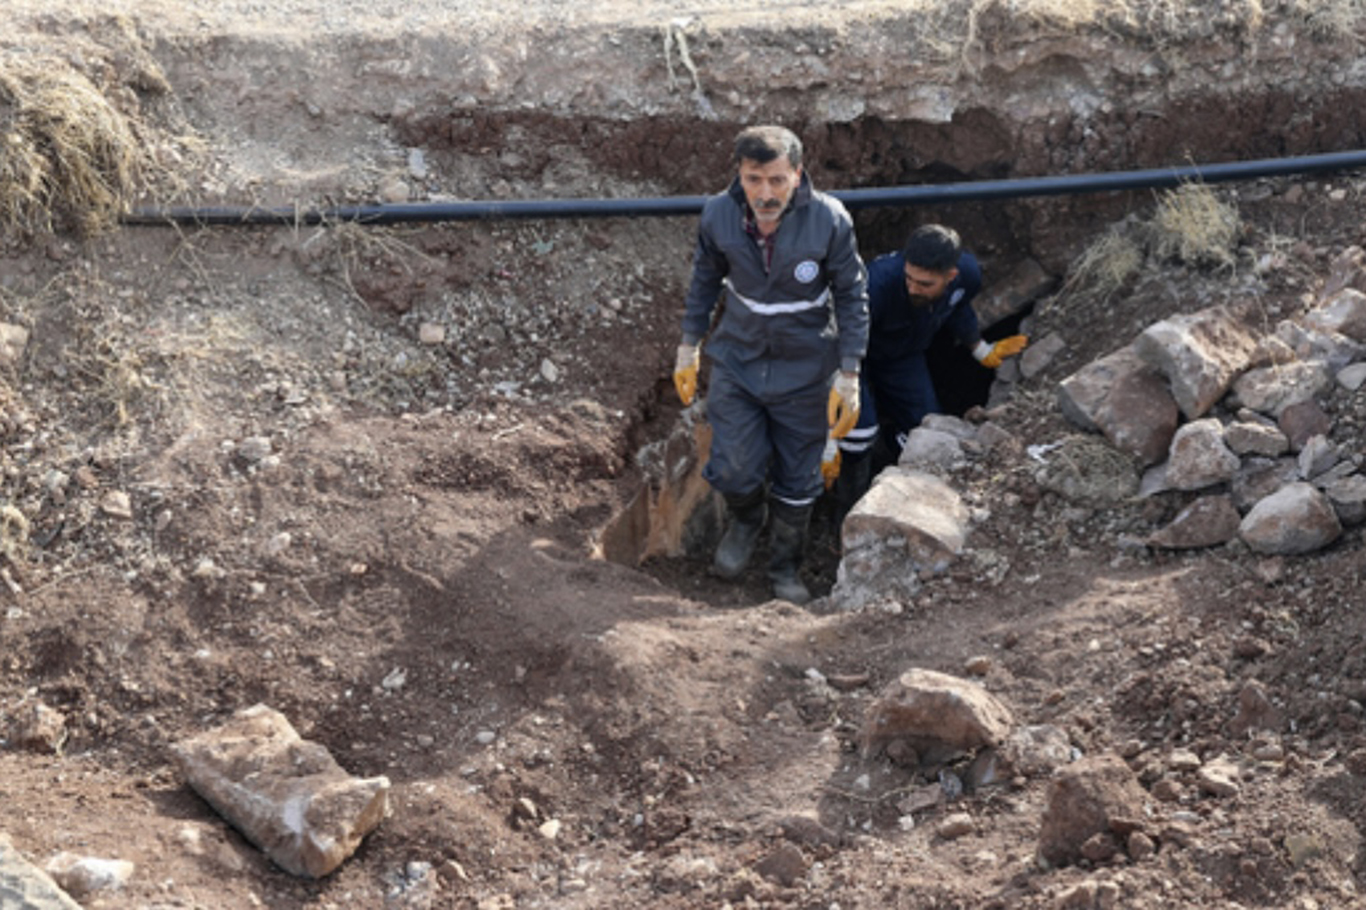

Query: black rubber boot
[713,488,767,579]
[831,449,873,531]
[768,500,812,605]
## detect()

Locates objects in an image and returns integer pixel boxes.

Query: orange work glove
[827,370,859,439]
[820,436,842,489]
[973,335,1029,369]
[673,343,699,405]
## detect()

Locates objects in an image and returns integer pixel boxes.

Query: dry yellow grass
[1151,182,1241,268]
[0,58,139,236]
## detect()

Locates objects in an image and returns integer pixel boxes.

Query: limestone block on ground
[897,427,965,469]
[1275,319,1365,373]
[1165,418,1240,491]
[1303,286,1366,342]
[1038,754,1149,867]
[1229,359,1332,418]
[859,668,1014,764]
[43,854,133,898]
[1223,419,1289,457]
[831,468,968,610]
[171,704,391,878]
[1057,346,1178,466]
[1239,482,1343,555]
[1146,494,1241,549]
[0,833,82,910]
[1133,305,1260,419]
[1320,244,1366,300]
[918,413,977,440]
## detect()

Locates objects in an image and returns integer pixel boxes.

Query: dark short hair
[902,224,961,273]
[733,125,803,168]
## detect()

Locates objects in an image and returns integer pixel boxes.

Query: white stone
[171,705,390,878]
[44,854,134,897]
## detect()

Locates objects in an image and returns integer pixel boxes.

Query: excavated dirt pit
[5,4,1366,909]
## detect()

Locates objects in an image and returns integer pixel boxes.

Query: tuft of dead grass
[1068,223,1146,298]
[1292,0,1366,38]
[1151,181,1241,268]
[0,57,139,236]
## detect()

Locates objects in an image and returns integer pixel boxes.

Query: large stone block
[0,834,82,910]
[1058,346,1177,466]
[1133,305,1260,418]
[1038,754,1148,867]
[831,469,969,610]
[172,704,391,878]
[859,668,1014,763]
[1239,482,1343,555]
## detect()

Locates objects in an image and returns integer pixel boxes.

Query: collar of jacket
[725,169,814,215]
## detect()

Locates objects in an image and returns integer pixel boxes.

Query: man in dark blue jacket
[834,224,1026,516]
[672,125,868,605]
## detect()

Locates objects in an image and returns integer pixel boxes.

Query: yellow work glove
[973,335,1029,369]
[827,370,860,439]
[820,436,841,489]
[673,343,700,406]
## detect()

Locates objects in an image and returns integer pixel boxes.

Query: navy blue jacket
[864,251,982,367]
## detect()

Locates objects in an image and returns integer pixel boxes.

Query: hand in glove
[973,335,1029,369]
[820,436,842,489]
[827,370,860,439]
[673,343,700,406]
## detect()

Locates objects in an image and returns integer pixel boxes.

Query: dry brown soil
[4,3,1366,910]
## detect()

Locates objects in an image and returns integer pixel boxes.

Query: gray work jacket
[681,173,869,393]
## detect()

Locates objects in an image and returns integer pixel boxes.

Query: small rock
[1151,778,1183,802]
[263,532,292,557]
[1196,757,1242,797]
[964,655,992,676]
[12,702,67,754]
[1128,830,1156,861]
[100,490,133,519]
[379,176,409,203]
[937,812,974,839]
[44,853,135,897]
[237,436,273,463]
[753,843,807,886]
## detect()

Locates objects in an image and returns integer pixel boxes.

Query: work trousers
[702,362,826,507]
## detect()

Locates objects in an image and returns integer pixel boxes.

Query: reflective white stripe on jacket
[723,279,831,316]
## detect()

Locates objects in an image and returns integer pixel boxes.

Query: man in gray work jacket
[672,125,868,605]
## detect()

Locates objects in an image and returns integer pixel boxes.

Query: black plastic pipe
[123,149,1366,227]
